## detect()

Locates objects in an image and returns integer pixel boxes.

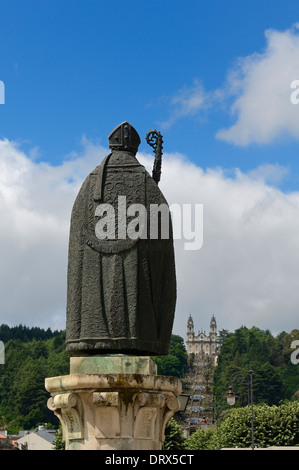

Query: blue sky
[0,0,298,173]
[1,1,299,338]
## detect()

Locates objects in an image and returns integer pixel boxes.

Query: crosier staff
[146,129,163,185]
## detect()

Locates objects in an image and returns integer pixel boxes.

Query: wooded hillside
[214,326,299,406]
[0,324,297,435]
[0,326,68,433]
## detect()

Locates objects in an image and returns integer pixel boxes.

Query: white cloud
[216,24,299,145]
[139,153,299,337]
[159,79,212,129]
[0,138,107,331]
[0,139,298,338]
[162,25,299,147]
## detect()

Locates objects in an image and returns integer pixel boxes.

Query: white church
[186,314,218,365]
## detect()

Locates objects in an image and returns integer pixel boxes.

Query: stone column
[45,356,181,450]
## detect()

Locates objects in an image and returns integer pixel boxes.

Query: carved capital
[134,391,165,409]
[47,392,83,441]
[46,371,182,450]
[93,391,119,407]
[161,392,180,438]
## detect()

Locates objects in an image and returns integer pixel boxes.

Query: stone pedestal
[45,356,181,450]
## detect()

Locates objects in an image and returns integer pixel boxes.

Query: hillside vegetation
[0,325,68,433]
[0,323,298,437]
[214,326,299,406]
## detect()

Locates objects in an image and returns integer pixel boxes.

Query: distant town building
[0,432,18,450]
[15,426,57,450]
[186,314,218,365]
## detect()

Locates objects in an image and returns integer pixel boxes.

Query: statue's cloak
[65,151,176,355]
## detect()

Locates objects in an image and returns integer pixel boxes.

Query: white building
[186,314,218,364]
[16,427,57,450]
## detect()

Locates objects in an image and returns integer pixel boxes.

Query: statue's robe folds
[65,151,176,356]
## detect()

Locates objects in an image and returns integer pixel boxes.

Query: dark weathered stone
[65,122,176,356]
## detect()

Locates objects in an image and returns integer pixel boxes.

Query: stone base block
[45,356,181,450]
[69,354,158,375]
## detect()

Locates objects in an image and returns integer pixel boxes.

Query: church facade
[186,315,218,364]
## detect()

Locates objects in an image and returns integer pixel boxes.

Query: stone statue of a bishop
[65,122,176,356]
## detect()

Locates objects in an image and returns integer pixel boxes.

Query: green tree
[52,425,65,450]
[153,355,182,377]
[214,326,298,406]
[184,427,218,450]
[220,402,299,448]
[168,335,188,371]
[163,418,185,450]
[0,329,68,432]
[152,335,187,378]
